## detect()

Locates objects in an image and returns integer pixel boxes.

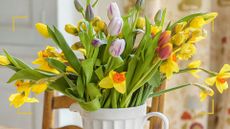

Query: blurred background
[0,0,229,129]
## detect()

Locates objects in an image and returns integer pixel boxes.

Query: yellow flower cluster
[9,80,48,108]
[33,46,66,74]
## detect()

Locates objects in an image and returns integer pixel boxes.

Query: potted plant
[0,0,229,129]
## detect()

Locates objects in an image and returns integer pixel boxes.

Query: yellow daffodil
[174,22,187,33]
[9,93,38,108]
[65,24,78,35]
[136,17,145,29]
[15,80,31,95]
[205,64,230,93]
[160,55,179,78]
[171,32,187,46]
[0,55,10,65]
[177,43,196,60]
[31,82,48,94]
[33,51,59,74]
[151,25,161,37]
[35,23,50,38]
[190,16,206,29]
[199,87,214,101]
[99,70,126,94]
[188,60,201,78]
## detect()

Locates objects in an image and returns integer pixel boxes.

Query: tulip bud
[92,38,103,47]
[154,10,162,25]
[65,24,78,35]
[107,2,121,20]
[85,4,94,21]
[0,55,10,66]
[158,43,172,60]
[108,17,123,36]
[136,17,145,29]
[136,0,144,9]
[35,23,50,38]
[158,31,171,47]
[74,0,83,12]
[109,39,126,57]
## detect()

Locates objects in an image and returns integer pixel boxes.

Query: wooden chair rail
[53,96,76,109]
[53,125,82,129]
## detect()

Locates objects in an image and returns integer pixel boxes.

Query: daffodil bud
[158,43,172,60]
[202,12,218,24]
[0,55,10,65]
[158,31,171,47]
[85,4,94,21]
[65,24,78,35]
[136,0,144,9]
[74,0,83,12]
[136,17,145,29]
[190,16,205,28]
[35,23,50,38]
[107,2,121,20]
[108,17,123,36]
[174,22,187,33]
[92,38,103,47]
[109,39,126,57]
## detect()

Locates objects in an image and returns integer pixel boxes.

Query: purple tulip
[107,2,121,20]
[108,17,123,36]
[85,4,94,21]
[109,39,126,57]
[92,38,103,47]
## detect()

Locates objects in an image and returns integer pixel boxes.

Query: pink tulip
[158,43,172,60]
[158,31,171,47]
[109,39,126,57]
[107,2,121,20]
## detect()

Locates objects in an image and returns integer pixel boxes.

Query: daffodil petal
[220,64,230,74]
[26,98,39,103]
[205,77,216,86]
[216,80,224,93]
[114,81,126,94]
[32,83,48,94]
[221,73,230,79]
[99,76,113,89]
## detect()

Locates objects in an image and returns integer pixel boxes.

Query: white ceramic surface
[70,103,169,129]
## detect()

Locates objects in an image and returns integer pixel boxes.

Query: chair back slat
[53,96,76,109]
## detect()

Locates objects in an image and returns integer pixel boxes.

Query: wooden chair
[42,84,166,129]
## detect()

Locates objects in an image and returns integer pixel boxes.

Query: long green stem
[178,67,217,76]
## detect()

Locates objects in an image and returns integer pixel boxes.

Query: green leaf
[126,55,139,92]
[95,66,104,80]
[7,69,50,83]
[76,76,85,98]
[4,50,31,69]
[106,57,124,72]
[64,76,77,88]
[46,58,67,72]
[86,83,101,100]
[51,26,82,73]
[82,58,94,83]
[148,70,161,88]
[50,77,71,96]
[78,97,101,111]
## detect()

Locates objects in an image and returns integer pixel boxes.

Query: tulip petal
[205,77,216,86]
[99,76,113,89]
[113,81,126,94]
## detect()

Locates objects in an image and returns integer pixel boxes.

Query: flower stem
[178,67,217,76]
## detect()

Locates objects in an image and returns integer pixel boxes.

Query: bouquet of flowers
[0,0,229,111]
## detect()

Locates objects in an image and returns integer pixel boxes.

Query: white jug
[70,104,169,129]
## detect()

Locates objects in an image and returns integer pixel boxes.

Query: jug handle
[143,112,169,129]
